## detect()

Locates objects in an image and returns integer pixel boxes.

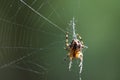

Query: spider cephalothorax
[70,39,82,51]
[65,32,87,73]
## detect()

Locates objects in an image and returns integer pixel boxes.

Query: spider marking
[64,18,87,73]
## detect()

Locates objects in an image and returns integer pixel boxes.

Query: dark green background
[0,0,120,80]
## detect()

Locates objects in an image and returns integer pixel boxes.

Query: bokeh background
[0,0,120,80]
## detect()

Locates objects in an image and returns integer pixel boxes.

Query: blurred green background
[0,0,120,80]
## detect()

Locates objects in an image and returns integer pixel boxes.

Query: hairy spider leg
[64,32,73,71]
[69,56,72,71]
[72,17,77,39]
[77,34,84,45]
[77,34,88,49]
[76,34,84,73]
[65,32,69,50]
[78,51,83,73]
[64,32,69,61]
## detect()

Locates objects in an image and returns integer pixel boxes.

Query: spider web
[0,0,81,80]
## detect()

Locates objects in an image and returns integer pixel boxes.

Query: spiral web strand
[0,0,85,80]
[0,0,66,80]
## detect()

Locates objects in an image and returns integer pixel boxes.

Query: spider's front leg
[65,32,69,50]
[77,34,84,44]
[77,34,87,48]
[64,32,69,61]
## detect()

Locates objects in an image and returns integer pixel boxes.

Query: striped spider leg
[64,32,73,71]
[64,32,87,73]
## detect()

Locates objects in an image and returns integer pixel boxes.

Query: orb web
[0,0,66,80]
[0,0,84,80]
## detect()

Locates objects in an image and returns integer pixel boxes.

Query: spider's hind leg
[69,57,73,71]
[78,51,83,73]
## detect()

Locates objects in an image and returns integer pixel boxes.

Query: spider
[64,32,87,73]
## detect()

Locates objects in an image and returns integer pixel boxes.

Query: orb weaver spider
[64,18,87,73]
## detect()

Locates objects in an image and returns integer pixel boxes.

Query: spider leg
[65,32,69,50]
[78,51,83,73]
[77,34,84,44]
[77,34,88,48]
[64,53,69,61]
[69,57,73,71]
[64,32,70,61]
